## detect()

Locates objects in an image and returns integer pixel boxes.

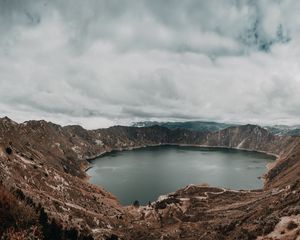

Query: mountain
[0,117,299,239]
[133,121,300,136]
[265,124,300,136]
[132,120,238,132]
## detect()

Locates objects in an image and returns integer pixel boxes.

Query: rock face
[0,117,299,239]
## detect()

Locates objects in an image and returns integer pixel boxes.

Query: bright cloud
[0,0,300,128]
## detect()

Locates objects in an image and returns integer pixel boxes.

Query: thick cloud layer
[1,0,300,128]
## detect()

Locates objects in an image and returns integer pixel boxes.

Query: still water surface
[87,146,274,205]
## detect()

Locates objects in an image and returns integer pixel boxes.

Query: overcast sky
[1,0,300,128]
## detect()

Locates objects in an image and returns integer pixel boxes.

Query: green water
[87,145,274,205]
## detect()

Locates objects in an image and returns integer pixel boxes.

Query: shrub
[0,185,41,238]
[132,200,140,208]
[5,147,12,155]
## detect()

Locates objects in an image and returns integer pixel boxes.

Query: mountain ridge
[131,120,238,133]
[0,117,300,239]
[133,120,300,136]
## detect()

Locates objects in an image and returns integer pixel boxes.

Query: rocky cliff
[0,117,299,239]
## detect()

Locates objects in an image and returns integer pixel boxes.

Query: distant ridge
[131,120,238,132]
[264,125,300,136]
[132,120,300,136]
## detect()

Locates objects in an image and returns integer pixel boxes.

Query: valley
[0,117,299,239]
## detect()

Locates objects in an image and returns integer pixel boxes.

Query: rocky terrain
[0,117,299,239]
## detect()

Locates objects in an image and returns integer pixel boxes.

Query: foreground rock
[0,117,299,239]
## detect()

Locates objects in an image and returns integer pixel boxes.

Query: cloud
[0,0,300,128]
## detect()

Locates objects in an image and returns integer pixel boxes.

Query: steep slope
[0,117,299,239]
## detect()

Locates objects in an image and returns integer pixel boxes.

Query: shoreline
[83,143,279,190]
[84,143,279,164]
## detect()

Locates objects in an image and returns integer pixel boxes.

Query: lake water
[87,145,275,205]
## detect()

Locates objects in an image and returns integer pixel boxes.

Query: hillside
[0,117,299,239]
